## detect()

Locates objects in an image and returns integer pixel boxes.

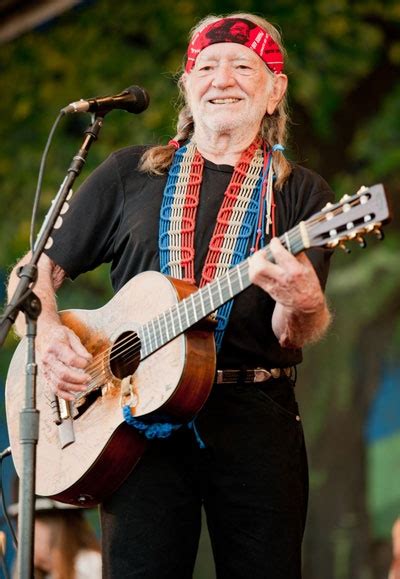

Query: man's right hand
[8,252,93,401]
[36,324,93,401]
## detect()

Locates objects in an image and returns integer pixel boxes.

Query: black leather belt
[215,367,293,384]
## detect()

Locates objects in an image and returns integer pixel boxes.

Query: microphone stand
[0,113,105,578]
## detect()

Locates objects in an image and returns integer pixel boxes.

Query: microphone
[61,85,150,115]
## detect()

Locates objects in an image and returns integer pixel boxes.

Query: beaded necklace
[159,138,277,351]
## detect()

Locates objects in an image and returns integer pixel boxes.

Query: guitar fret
[198,291,206,317]
[151,318,158,349]
[222,277,231,302]
[176,308,183,334]
[216,279,223,304]
[183,299,190,328]
[190,294,197,323]
[236,267,244,291]
[236,262,248,292]
[151,324,156,350]
[169,309,177,337]
[286,226,303,255]
[162,311,170,341]
[141,324,149,357]
[207,284,215,310]
[156,316,163,345]
[200,286,211,314]
[227,273,233,298]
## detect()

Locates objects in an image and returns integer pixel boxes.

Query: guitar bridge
[59,397,79,420]
[55,398,77,449]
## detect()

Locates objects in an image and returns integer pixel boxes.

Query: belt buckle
[253,368,272,382]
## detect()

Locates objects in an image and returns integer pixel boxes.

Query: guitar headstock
[306,183,390,251]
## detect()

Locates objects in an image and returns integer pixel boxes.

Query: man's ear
[266,74,288,115]
[181,72,189,91]
[179,72,191,106]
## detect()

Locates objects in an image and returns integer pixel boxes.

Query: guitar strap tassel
[120,375,207,445]
[122,404,207,447]
[187,419,206,449]
[122,406,183,439]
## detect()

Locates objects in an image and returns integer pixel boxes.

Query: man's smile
[208,97,242,104]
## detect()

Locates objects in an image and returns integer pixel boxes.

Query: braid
[261,97,292,190]
[139,105,194,175]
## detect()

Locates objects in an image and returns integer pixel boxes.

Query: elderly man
[9,12,333,579]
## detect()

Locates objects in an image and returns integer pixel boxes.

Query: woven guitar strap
[123,138,277,440]
[159,138,275,351]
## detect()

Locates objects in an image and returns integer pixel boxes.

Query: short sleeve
[44,152,125,279]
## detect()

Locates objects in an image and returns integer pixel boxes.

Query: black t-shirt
[45,145,334,368]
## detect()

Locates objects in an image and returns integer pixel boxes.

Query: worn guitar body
[5,183,389,507]
[6,272,216,507]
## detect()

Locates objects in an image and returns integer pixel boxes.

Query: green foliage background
[0,1,399,577]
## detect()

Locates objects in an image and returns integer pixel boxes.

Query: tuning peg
[356,235,366,248]
[339,242,351,254]
[374,227,384,241]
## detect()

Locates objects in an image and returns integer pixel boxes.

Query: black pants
[101,378,308,578]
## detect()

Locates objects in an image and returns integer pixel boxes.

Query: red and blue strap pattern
[159,140,267,351]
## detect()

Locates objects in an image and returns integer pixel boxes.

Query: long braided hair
[139,12,292,190]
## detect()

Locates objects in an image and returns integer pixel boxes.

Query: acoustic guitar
[5,184,389,507]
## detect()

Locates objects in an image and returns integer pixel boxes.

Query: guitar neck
[139,260,251,359]
[140,221,309,359]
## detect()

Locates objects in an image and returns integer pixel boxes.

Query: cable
[29,110,66,251]
[0,452,17,550]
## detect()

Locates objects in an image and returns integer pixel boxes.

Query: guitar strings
[80,253,254,385]
[77,227,309,395]
[75,201,356,397]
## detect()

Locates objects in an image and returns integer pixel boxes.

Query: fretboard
[139,221,308,359]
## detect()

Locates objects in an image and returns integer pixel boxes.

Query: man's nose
[211,64,235,88]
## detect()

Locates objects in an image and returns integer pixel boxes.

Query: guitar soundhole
[109,331,141,379]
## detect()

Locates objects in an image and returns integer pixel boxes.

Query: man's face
[183,43,284,138]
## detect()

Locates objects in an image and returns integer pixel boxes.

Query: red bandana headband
[185,17,284,74]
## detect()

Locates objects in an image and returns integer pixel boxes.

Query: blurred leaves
[1,1,399,575]
[1,0,399,266]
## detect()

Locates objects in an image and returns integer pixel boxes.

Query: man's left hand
[248,237,324,315]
